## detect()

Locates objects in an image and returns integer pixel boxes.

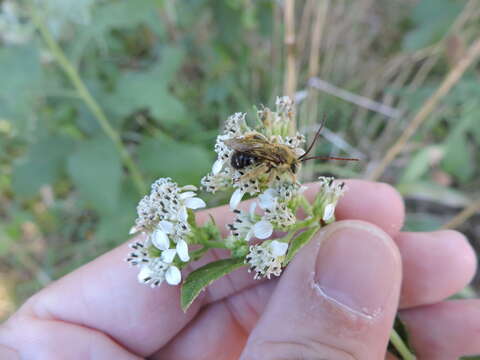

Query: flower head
[246,240,289,279]
[127,178,206,288]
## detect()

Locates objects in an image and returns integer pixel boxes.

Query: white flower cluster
[317,176,346,223]
[127,178,206,288]
[201,97,306,212]
[246,240,289,280]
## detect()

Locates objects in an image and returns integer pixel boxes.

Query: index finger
[16,180,404,357]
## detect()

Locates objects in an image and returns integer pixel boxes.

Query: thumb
[241,220,402,360]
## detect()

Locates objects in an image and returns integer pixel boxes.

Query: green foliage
[403,0,464,50]
[67,137,122,214]
[284,226,320,266]
[181,257,246,312]
[13,135,73,197]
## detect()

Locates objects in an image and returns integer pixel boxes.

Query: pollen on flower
[246,240,289,279]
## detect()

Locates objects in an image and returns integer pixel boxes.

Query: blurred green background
[0,0,479,318]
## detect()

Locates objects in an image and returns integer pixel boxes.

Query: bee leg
[238,163,269,183]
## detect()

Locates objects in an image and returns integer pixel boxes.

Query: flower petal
[248,201,257,217]
[165,266,182,285]
[161,249,177,263]
[178,206,188,222]
[179,191,196,200]
[181,185,197,191]
[176,240,190,262]
[323,203,335,221]
[137,266,154,284]
[212,159,224,175]
[270,240,288,257]
[158,220,174,234]
[129,226,139,235]
[184,197,206,210]
[229,189,245,209]
[253,220,273,239]
[258,189,276,209]
[151,229,170,250]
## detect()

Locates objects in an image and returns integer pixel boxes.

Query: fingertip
[397,230,477,308]
[335,180,405,237]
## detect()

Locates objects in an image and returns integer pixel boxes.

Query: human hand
[0,180,477,359]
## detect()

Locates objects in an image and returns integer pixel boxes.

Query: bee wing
[224,137,287,164]
[223,137,269,152]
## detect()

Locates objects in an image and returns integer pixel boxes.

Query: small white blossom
[228,203,273,242]
[137,257,182,288]
[246,240,289,279]
[317,176,346,224]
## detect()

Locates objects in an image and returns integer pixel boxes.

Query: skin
[0,180,478,359]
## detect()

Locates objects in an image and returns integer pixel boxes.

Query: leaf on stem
[283,226,320,265]
[181,257,246,312]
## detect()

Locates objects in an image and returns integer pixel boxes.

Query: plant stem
[283,0,297,134]
[390,329,416,360]
[441,198,480,230]
[368,36,480,181]
[31,9,147,195]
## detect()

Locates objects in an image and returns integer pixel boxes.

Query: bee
[224,117,358,183]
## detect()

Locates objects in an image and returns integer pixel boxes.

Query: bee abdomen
[231,152,257,169]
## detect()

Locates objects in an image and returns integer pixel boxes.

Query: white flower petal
[181,185,197,191]
[248,201,257,217]
[184,197,206,210]
[323,203,335,221]
[179,191,196,200]
[151,229,170,250]
[270,240,288,257]
[253,220,273,239]
[161,249,177,263]
[129,226,139,235]
[176,240,190,262]
[158,220,174,234]
[165,266,182,285]
[137,266,154,283]
[178,206,188,222]
[258,189,276,209]
[229,189,245,209]
[245,229,254,242]
[212,159,224,175]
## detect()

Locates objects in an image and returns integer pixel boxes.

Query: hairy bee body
[230,152,258,169]
[225,133,300,177]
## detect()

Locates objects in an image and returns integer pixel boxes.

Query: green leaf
[106,47,186,125]
[398,145,444,184]
[181,257,247,312]
[67,137,122,214]
[137,135,213,185]
[284,226,320,265]
[403,0,464,51]
[12,136,74,197]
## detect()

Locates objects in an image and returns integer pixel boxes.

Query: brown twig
[441,199,480,230]
[367,37,480,181]
[283,0,297,102]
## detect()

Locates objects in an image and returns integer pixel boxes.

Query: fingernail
[315,224,398,317]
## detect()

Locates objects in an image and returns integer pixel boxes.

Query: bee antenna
[298,114,326,160]
[300,156,359,162]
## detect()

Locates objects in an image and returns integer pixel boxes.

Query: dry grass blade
[367,37,480,181]
[308,77,401,118]
[441,199,480,230]
[283,0,297,102]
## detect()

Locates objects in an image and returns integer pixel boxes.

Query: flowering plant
[126,96,346,311]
